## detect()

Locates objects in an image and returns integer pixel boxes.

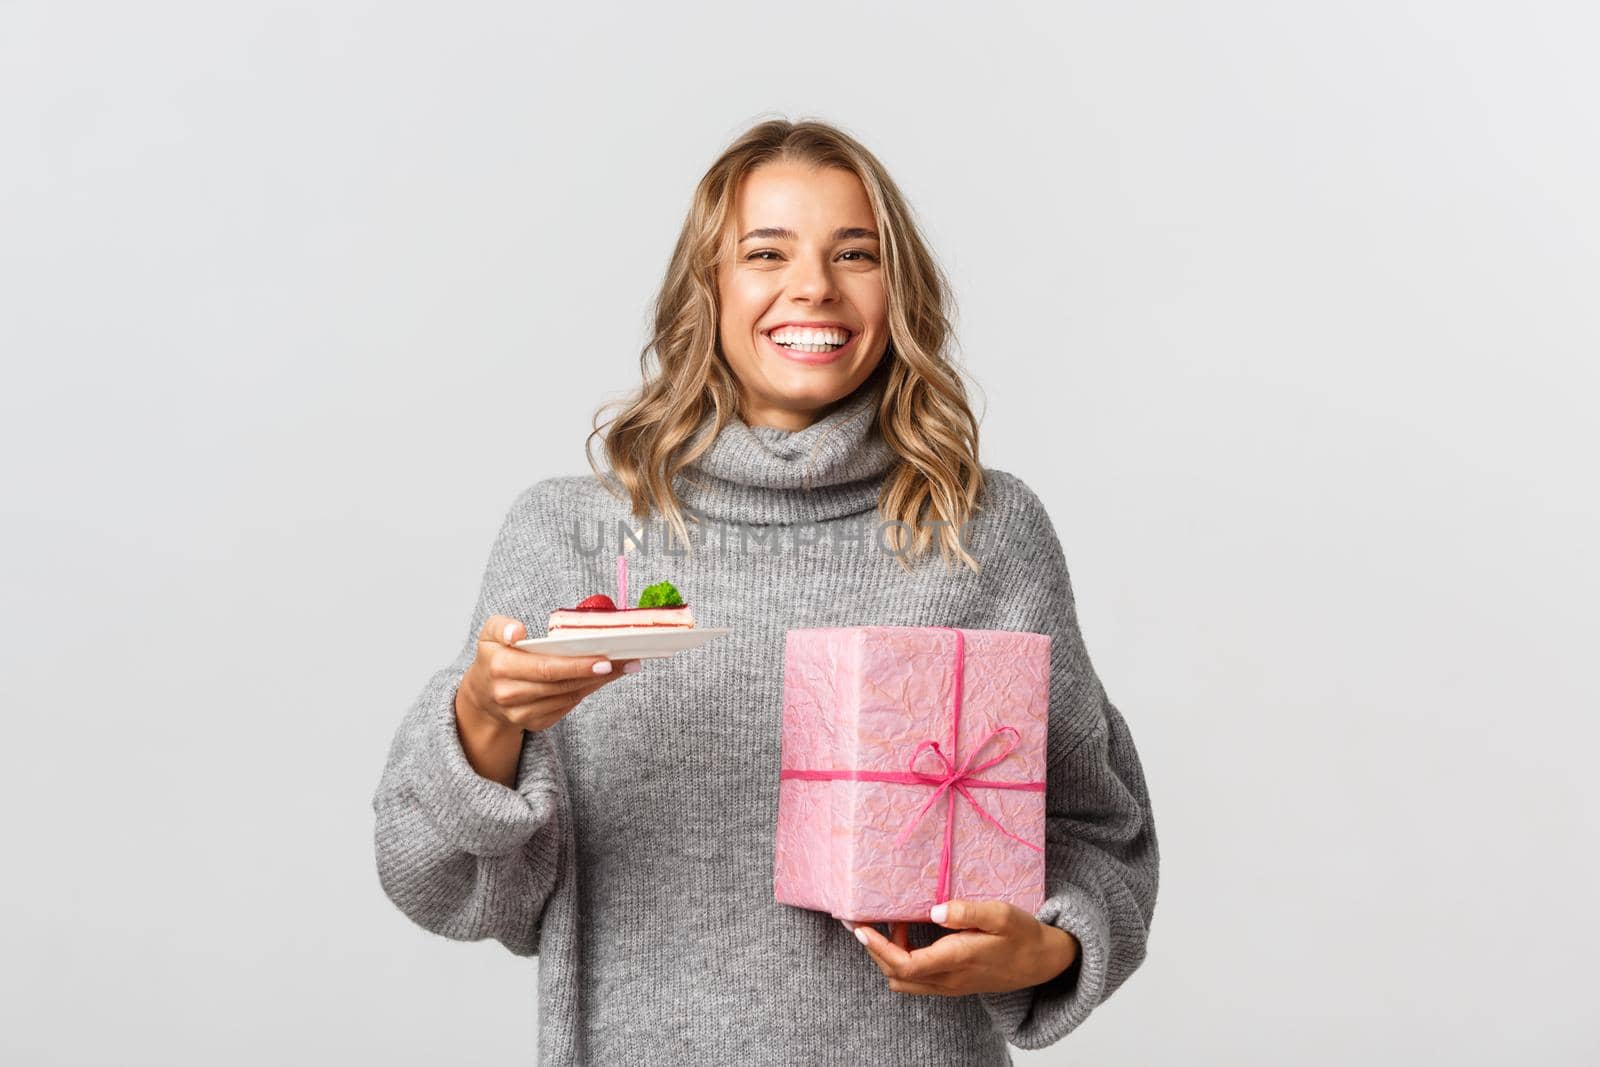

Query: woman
[372,119,1158,1064]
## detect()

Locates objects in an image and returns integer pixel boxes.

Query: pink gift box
[773,626,1051,922]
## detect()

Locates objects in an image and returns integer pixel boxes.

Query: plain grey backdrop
[3,1,1596,1064]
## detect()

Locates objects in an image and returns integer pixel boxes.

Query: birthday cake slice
[546,580,696,637]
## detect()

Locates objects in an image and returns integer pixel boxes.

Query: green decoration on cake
[638,580,684,608]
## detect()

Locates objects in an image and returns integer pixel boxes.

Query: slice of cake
[546,580,696,637]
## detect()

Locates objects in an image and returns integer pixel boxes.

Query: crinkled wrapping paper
[773,626,1051,922]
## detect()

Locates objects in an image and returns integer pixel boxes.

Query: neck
[671,366,899,525]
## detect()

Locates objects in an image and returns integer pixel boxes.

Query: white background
[2,1,1596,1063]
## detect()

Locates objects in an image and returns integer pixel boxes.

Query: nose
[787,251,840,304]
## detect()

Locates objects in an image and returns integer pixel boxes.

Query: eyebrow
[738,226,880,243]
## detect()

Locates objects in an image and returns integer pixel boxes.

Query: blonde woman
[373,118,1158,1064]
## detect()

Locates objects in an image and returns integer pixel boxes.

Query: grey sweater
[371,373,1159,1064]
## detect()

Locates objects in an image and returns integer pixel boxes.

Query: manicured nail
[622,660,642,674]
[592,660,613,674]
[503,623,517,643]
[929,903,948,923]
[854,927,868,946]
[839,918,855,931]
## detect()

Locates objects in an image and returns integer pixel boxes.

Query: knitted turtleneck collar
[673,364,898,527]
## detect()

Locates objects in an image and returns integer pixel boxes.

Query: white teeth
[769,326,849,346]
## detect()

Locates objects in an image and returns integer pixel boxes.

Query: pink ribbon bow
[779,626,1045,903]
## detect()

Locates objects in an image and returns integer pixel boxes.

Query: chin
[766,365,862,406]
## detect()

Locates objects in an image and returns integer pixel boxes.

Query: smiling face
[716,162,890,431]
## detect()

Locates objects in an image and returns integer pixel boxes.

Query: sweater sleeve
[975,472,1160,1047]
[370,486,568,958]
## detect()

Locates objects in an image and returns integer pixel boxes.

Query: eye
[745,249,878,263]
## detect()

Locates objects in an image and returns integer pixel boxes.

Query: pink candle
[616,552,627,608]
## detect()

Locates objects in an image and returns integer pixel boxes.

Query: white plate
[514,627,732,660]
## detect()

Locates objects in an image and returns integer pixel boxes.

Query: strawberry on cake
[546,580,696,638]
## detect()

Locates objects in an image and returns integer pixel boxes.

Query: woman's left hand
[847,900,1079,996]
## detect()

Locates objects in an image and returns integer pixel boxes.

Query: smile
[761,327,858,366]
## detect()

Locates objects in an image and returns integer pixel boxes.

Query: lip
[762,328,858,366]
[762,320,856,333]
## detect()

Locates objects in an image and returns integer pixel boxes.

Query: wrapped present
[773,626,1051,922]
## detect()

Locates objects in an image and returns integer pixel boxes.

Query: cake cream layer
[546,605,695,635]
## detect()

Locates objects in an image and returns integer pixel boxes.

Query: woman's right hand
[456,614,640,736]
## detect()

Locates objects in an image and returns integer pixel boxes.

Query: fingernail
[929,903,948,923]
[622,660,642,674]
[838,918,855,931]
[592,660,613,674]
[503,623,517,643]
[854,927,868,945]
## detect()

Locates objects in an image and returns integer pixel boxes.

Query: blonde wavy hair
[587,117,985,574]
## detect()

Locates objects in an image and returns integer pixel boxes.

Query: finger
[548,657,643,683]
[852,921,916,979]
[482,615,527,645]
[486,667,624,708]
[900,931,982,979]
[523,673,618,715]
[886,976,959,997]
[567,659,642,686]
[929,898,1016,935]
[481,619,643,676]
[855,923,971,985]
[491,675,589,706]
[891,922,910,950]
[498,647,618,683]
